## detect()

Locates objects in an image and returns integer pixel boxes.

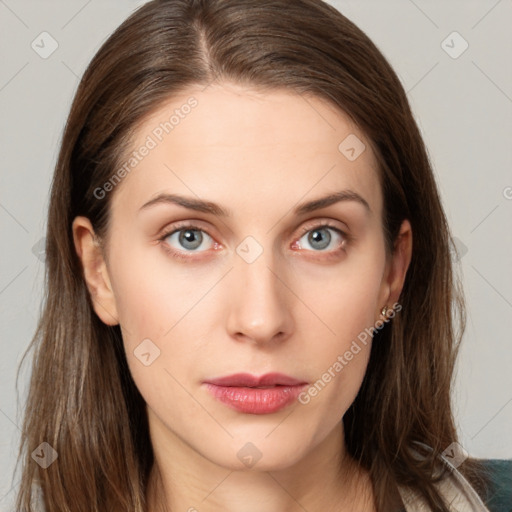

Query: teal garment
[397,459,511,512]
[480,459,512,512]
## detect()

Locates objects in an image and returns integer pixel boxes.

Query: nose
[226,244,294,347]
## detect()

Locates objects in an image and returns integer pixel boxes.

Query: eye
[158,221,349,262]
[160,223,216,256]
[293,223,348,253]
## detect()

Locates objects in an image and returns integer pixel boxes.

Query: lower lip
[204,383,307,414]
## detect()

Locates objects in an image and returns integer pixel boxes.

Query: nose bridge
[227,234,293,344]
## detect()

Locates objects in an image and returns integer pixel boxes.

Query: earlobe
[72,216,119,326]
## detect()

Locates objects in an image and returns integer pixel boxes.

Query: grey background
[1,0,511,508]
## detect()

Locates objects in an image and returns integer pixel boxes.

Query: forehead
[109,82,382,222]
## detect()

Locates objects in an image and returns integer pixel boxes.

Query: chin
[200,432,313,472]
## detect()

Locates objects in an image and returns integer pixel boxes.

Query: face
[74,82,411,472]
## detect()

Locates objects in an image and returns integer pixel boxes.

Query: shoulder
[477,458,512,512]
[397,455,511,512]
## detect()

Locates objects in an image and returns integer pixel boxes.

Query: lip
[205,372,306,387]
[203,373,308,414]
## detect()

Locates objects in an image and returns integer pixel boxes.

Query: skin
[73,82,412,512]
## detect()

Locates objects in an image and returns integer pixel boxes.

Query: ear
[378,219,412,314]
[72,216,119,326]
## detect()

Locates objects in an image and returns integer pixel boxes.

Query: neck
[146,413,376,512]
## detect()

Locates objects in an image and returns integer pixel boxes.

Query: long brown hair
[16,0,492,510]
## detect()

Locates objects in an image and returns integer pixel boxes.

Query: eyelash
[158,220,350,262]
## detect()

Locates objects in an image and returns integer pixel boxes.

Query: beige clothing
[397,442,490,512]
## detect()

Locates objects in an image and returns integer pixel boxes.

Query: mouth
[202,372,308,415]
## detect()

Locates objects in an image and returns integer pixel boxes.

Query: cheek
[108,241,214,341]
[107,243,222,392]
[293,244,386,342]
[291,247,385,414]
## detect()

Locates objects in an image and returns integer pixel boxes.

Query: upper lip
[204,372,307,387]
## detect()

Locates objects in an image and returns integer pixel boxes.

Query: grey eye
[166,228,212,252]
[298,227,342,251]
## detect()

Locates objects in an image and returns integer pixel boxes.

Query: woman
[15,0,511,510]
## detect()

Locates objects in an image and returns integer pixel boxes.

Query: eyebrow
[138,190,371,217]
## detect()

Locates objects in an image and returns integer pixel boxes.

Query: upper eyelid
[160,219,347,240]
[297,222,346,236]
[159,219,213,237]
